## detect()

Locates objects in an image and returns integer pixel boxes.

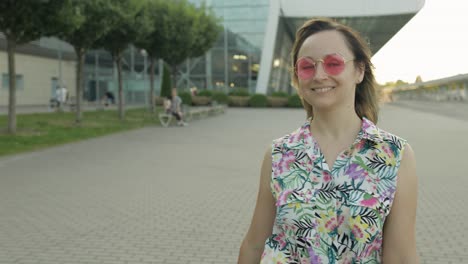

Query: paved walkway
[389,100,468,122]
[0,103,467,263]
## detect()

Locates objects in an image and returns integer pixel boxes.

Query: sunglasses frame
[294,53,354,80]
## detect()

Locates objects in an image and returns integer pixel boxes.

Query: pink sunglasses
[295,53,354,80]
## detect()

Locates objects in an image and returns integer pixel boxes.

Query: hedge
[287,94,303,108]
[248,94,269,107]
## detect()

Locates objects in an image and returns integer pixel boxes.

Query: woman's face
[296,30,364,113]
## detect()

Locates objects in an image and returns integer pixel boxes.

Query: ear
[356,62,365,84]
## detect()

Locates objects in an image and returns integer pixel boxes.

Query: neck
[309,105,362,140]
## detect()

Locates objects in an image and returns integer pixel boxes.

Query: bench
[158,102,226,127]
[158,104,192,127]
[209,101,226,115]
[68,96,76,111]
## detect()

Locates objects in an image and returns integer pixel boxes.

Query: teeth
[313,87,333,93]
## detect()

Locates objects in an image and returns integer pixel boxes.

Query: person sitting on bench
[170,88,188,127]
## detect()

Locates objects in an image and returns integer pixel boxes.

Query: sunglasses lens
[323,54,346,75]
[296,58,316,80]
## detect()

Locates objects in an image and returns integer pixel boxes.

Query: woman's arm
[238,148,277,264]
[382,144,419,263]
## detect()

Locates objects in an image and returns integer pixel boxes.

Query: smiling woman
[238,18,419,264]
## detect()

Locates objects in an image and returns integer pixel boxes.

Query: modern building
[189,0,426,95]
[0,36,76,106]
[0,0,425,106]
[391,73,468,102]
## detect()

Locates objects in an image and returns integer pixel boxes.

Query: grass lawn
[0,108,160,157]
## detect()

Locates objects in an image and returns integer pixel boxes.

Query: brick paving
[0,103,467,263]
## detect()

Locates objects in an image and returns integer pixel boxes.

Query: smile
[311,87,335,93]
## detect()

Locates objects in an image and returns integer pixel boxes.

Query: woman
[238,18,418,263]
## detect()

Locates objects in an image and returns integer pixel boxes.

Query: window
[2,73,24,90]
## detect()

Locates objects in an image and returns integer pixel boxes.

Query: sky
[371,0,468,84]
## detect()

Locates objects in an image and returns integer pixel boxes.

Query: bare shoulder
[382,142,419,262]
[399,143,417,186]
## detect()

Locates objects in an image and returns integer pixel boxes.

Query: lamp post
[140,49,148,108]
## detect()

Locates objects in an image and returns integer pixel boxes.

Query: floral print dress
[260,118,407,264]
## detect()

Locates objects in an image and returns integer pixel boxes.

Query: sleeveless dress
[260,117,407,264]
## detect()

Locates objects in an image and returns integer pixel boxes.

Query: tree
[58,0,114,124]
[94,0,148,120]
[158,0,196,88]
[0,0,76,134]
[415,75,423,83]
[160,0,221,90]
[395,79,408,88]
[160,64,172,98]
[189,3,222,59]
[134,0,168,113]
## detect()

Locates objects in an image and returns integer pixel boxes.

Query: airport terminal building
[0,0,424,106]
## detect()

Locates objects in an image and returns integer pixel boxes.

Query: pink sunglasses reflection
[295,53,354,80]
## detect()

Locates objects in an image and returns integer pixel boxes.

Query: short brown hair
[291,18,379,123]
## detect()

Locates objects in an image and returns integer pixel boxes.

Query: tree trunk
[75,48,85,124]
[172,65,177,90]
[149,58,155,113]
[116,54,124,120]
[6,37,16,134]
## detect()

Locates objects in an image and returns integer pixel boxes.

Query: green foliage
[0,0,76,44]
[228,88,250,96]
[134,0,221,90]
[59,0,114,52]
[92,0,148,120]
[56,0,117,123]
[248,94,268,108]
[211,92,229,104]
[189,3,222,58]
[160,65,172,98]
[160,0,221,65]
[178,91,192,106]
[228,96,249,107]
[93,0,146,57]
[160,0,196,67]
[133,0,166,58]
[197,90,213,97]
[268,97,288,107]
[288,94,303,108]
[271,91,289,98]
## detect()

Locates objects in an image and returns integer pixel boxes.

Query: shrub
[211,92,229,104]
[178,91,192,106]
[160,65,172,98]
[287,94,303,108]
[228,87,249,97]
[197,90,213,97]
[268,97,288,107]
[228,96,249,107]
[248,94,268,108]
[271,91,288,98]
[192,96,211,106]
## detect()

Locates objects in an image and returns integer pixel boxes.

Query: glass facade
[268,17,294,95]
[184,0,270,94]
[77,0,272,103]
[83,47,153,104]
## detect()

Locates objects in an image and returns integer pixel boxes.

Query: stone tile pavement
[0,103,467,263]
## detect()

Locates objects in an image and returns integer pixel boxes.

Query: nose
[313,62,328,80]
